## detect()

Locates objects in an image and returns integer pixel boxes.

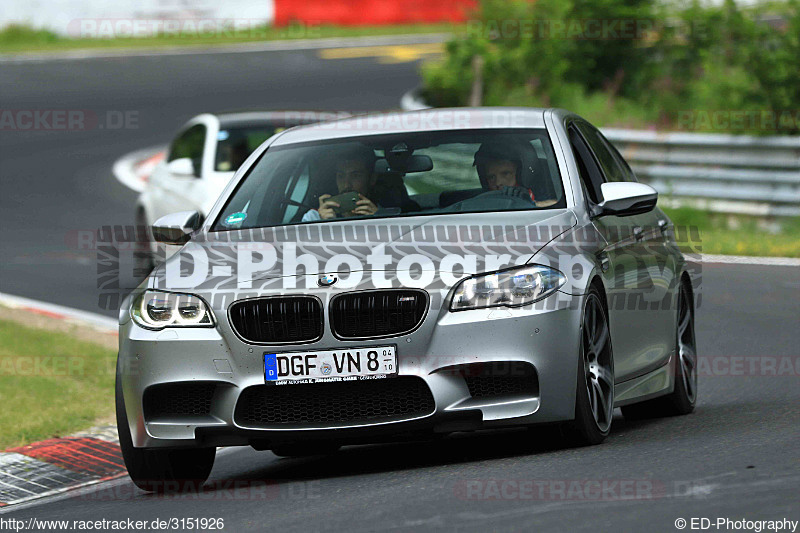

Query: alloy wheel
[677,284,698,404]
[582,293,614,433]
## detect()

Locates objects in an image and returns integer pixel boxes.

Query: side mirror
[152,211,203,245]
[167,157,196,177]
[597,182,658,217]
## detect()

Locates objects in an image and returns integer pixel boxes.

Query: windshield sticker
[217,130,230,141]
[223,212,247,227]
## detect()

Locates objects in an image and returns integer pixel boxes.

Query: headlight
[131,290,214,329]
[450,265,566,311]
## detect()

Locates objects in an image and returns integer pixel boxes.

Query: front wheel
[562,286,615,446]
[116,373,215,492]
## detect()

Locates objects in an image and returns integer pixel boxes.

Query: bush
[422,0,800,133]
[0,24,61,47]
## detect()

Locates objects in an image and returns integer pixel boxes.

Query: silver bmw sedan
[117,108,697,491]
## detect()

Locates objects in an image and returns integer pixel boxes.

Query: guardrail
[400,89,800,217]
[602,129,800,217]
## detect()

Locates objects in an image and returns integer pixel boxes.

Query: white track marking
[0,292,117,333]
[112,145,165,193]
[697,254,800,266]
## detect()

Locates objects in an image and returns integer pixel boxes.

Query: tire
[271,443,341,458]
[562,285,615,446]
[621,279,697,420]
[116,370,215,492]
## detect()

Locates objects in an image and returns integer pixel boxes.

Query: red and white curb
[0,295,122,507]
[112,146,165,193]
[0,426,124,507]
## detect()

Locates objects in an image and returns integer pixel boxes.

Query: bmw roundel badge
[318,274,338,287]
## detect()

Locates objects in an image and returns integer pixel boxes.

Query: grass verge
[662,206,800,258]
[0,314,116,449]
[0,23,457,55]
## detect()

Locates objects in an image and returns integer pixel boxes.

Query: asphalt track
[1,42,424,316]
[1,42,798,532]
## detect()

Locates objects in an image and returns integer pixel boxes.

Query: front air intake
[229,296,323,344]
[330,290,428,339]
[143,382,217,420]
[234,377,435,427]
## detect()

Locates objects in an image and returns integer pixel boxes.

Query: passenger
[302,146,379,222]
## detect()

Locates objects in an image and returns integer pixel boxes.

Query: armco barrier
[603,129,800,217]
[400,88,800,216]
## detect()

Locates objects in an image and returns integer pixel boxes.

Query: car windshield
[212,129,565,231]
[214,125,285,172]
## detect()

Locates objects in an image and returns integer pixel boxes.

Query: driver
[474,142,561,207]
[302,146,380,222]
[473,142,537,203]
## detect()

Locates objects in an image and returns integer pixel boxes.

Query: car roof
[215,111,343,129]
[270,107,551,146]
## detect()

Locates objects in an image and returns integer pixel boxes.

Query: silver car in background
[116,108,697,491]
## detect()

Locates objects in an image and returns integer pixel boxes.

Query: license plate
[264,346,397,385]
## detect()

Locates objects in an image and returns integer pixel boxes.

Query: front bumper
[118,292,582,449]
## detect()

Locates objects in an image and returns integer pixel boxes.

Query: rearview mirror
[167,157,196,177]
[374,154,433,174]
[152,211,203,245]
[597,182,658,217]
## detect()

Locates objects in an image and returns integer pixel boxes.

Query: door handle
[633,226,644,241]
[658,219,669,234]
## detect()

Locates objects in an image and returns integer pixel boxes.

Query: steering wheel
[444,189,535,212]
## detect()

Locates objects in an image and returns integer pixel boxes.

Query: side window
[568,126,605,204]
[168,124,206,176]
[575,122,626,182]
[603,134,638,182]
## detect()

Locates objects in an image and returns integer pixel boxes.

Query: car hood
[149,210,577,293]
